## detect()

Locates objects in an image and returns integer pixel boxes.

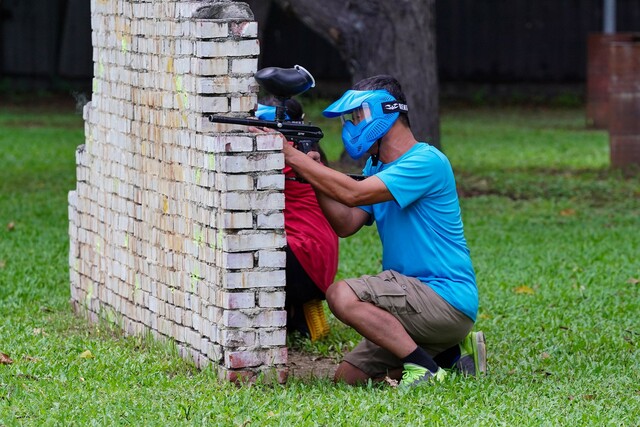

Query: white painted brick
[192,57,228,76]
[257,250,286,268]
[220,153,284,173]
[257,212,284,229]
[221,252,254,269]
[222,310,287,329]
[258,291,286,308]
[174,57,191,74]
[252,192,285,210]
[201,134,253,153]
[219,291,255,309]
[230,21,258,39]
[256,174,284,191]
[258,329,287,347]
[196,76,258,95]
[195,96,228,114]
[194,40,260,59]
[223,231,286,252]
[176,39,194,55]
[224,270,286,289]
[192,313,202,332]
[192,20,229,39]
[221,192,251,210]
[222,211,253,229]
[231,95,258,113]
[255,133,284,151]
[220,329,256,348]
[215,174,253,191]
[231,58,258,75]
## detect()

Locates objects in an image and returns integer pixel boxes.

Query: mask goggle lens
[340,102,373,126]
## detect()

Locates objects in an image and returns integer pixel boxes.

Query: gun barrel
[208,115,269,126]
[208,115,323,141]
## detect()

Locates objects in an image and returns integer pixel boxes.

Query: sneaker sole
[472,331,487,375]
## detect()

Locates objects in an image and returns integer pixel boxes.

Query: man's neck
[377,124,418,164]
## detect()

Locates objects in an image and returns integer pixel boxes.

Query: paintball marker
[208,65,323,154]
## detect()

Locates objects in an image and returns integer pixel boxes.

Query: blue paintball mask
[322,90,408,160]
[255,104,289,121]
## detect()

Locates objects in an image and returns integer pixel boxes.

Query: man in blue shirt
[280,75,486,387]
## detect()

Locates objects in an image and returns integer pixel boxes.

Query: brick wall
[68,0,288,383]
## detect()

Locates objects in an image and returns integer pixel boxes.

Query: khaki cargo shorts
[342,270,473,378]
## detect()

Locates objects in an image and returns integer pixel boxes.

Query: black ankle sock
[402,346,439,373]
[433,344,461,369]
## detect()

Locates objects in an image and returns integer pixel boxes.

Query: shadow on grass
[456,166,640,204]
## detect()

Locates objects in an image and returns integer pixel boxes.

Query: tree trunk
[271,0,440,148]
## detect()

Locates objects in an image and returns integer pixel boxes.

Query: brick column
[68,0,288,383]
[608,38,640,169]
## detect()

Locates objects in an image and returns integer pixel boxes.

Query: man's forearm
[314,190,363,238]
[286,146,362,207]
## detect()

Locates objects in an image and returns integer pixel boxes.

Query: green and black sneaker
[399,363,447,389]
[455,331,487,376]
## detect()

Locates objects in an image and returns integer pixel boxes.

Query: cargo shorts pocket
[372,276,422,315]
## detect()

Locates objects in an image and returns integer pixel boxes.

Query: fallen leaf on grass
[559,209,576,217]
[541,352,550,359]
[514,285,535,295]
[6,222,15,231]
[479,313,491,320]
[79,350,94,359]
[23,355,41,363]
[0,260,5,269]
[0,352,13,364]
[627,277,640,285]
[384,376,399,387]
[568,394,596,401]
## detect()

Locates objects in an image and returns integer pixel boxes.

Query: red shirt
[283,165,339,293]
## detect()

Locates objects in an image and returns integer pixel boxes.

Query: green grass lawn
[1,100,640,425]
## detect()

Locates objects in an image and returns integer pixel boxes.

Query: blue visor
[323,90,394,118]
[255,104,290,121]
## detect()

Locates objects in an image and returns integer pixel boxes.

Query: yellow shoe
[302,299,330,341]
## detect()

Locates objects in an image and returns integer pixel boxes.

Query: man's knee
[333,361,370,385]
[325,281,339,305]
[334,361,401,385]
[325,280,356,318]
